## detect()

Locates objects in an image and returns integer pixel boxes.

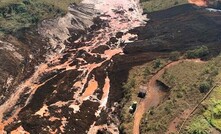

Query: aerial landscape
[0,0,221,133]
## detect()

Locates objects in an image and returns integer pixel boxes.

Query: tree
[153,59,161,69]
[199,82,211,93]
[186,46,209,59]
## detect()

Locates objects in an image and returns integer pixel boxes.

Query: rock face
[0,1,221,134]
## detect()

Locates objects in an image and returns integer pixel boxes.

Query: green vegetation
[181,86,221,133]
[141,61,210,133]
[0,0,81,11]
[186,116,211,134]
[153,59,162,69]
[199,87,221,131]
[180,56,221,133]
[119,59,168,134]
[140,0,188,13]
[199,81,211,93]
[0,0,81,34]
[186,46,209,59]
[140,55,221,134]
[120,51,221,134]
[169,51,181,61]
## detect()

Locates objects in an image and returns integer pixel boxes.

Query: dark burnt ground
[125,4,221,57]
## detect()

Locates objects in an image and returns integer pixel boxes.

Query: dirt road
[133,59,203,134]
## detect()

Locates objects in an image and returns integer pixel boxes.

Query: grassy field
[0,0,81,34]
[181,56,221,133]
[203,87,221,131]
[180,85,221,134]
[140,0,188,13]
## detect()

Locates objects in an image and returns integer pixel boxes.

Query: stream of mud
[0,0,147,133]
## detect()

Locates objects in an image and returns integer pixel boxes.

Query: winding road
[133,59,204,134]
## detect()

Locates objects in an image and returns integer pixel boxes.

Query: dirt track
[133,59,204,134]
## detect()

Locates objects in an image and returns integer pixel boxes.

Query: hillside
[0,0,81,34]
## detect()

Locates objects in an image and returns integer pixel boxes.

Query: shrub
[187,117,211,134]
[204,99,221,130]
[143,67,150,78]
[186,46,209,59]
[169,51,180,61]
[199,82,211,93]
[213,104,221,118]
[123,78,136,90]
[211,100,221,119]
[23,0,31,5]
[176,91,183,98]
[153,59,161,69]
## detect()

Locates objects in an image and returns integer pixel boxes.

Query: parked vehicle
[129,101,137,114]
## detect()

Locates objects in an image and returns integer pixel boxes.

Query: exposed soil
[166,109,192,134]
